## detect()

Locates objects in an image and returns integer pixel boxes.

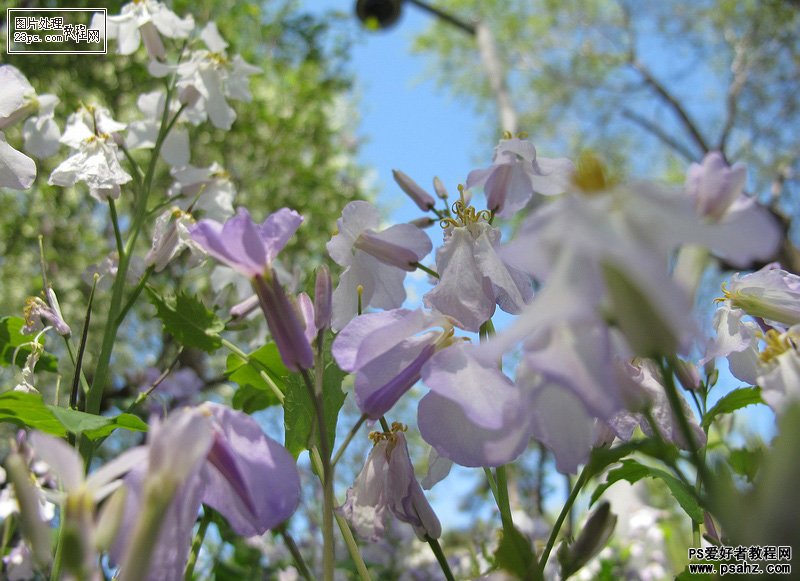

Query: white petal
[0,135,36,189]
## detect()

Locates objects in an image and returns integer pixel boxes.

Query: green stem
[279,526,313,581]
[62,339,90,407]
[116,268,152,326]
[310,447,372,580]
[183,509,212,581]
[539,465,589,574]
[334,512,372,581]
[70,275,98,412]
[412,262,440,279]
[301,368,333,581]
[332,414,367,468]
[379,416,391,432]
[108,199,125,260]
[658,358,710,488]
[495,465,514,530]
[49,515,64,581]
[426,536,455,581]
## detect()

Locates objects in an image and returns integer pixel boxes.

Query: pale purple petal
[526,379,596,474]
[473,227,532,314]
[202,404,300,535]
[418,392,533,467]
[256,208,304,265]
[424,227,496,332]
[385,433,441,540]
[29,432,82,493]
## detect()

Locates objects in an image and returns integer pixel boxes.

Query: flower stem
[301,367,334,581]
[412,262,440,279]
[332,414,367,468]
[539,465,589,574]
[108,198,125,259]
[279,525,313,581]
[426,536,455,581]
[658,357,710,488]
[183,508,212,581]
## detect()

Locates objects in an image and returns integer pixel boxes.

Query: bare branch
[621,108,696,162]
[629,58,711,155]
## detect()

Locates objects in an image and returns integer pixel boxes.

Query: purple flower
[685,151,747,220]
[190,207,303,279]
[112,403,300,581]
[22,288,71,337]
[424,217,532,332]
[327,201,432,331]
[332,308,456,419]
[466,136,574,217]
[340,426,441,541]
[418,343,534,468]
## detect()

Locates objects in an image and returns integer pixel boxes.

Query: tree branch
[628,58,710,156]
[621,108,696,161]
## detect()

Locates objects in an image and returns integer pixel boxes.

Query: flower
[0,65,37,130]
[60,105,126,150]
[190,207,302,279]
[340,425,441,541]
[49,133,132,201]
[126,90,190,167]
[686,151,747,220]
[168,163,236,221]
[333,308,457,419]
[466,135,574,217]
[145,207,203,272]
[22,95,61,159]
[149,23,261,130]
[418,342,535,468]
[0,134,36,190]
[328,201,432,331]
[718,263,800,327]
[22,288,71,337]
[95,0,194,60]
[489,167,781,359]
[112,403,300,581]
[392,169,435,211]
[424,192,532,331]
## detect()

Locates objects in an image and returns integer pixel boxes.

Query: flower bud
[229,294,259,320]
[253,270,314,371]
[314,265,332,332]
[557,502,616,578]
[433,176,448,199]
[409,217,436,229]
[393,169,435,211]
[353,230,418,271]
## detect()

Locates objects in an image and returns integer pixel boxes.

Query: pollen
[439,185,491,229]
[759,329,797,363]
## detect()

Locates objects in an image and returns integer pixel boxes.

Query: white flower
[94,0,194,60]
[22,95,61,159]
[145,207,204,272]
[126,90,190,166]
[0,65,37,130]
[168,163,236,220]
[149,23,260,130]
[0,133,36,190]
[49,133,132,201]
[60,105,126,150]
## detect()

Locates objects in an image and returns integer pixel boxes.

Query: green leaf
[47,407,148,440]
[146,289,224,353]
[283,363,346,459]
[591,459,703,523]
[728,447,763,483]
[493,525,536,579]
[232,384,277,414]
[587,438,679,477]
[0,317,58,372]
[702,387,763,429]
[226,343,288,410]
[0,391,66,436]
